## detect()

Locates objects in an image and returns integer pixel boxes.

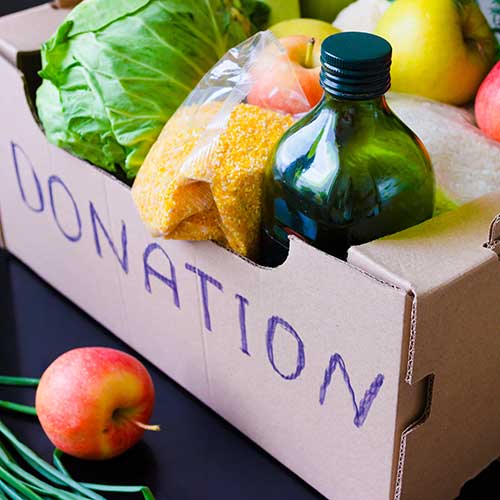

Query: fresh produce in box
[34,0,500,263]
[248,35,324,113]
[36,0,269,179]
[270,17,339,40]
[475,62,500,142]
[375,0,497,105]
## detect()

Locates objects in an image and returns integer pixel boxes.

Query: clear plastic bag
[387,92,500,205]
[132,31,308,258]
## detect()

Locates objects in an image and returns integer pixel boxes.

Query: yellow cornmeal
[132,103,294,258]
[132,104,220,237]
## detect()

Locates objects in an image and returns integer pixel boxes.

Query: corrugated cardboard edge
[350,191,500,383]
[350,255,494,500]
[393,375,434,500]
[350,192,500,500]
[347,249,433,499]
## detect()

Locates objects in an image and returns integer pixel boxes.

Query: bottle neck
[322,93,389,112]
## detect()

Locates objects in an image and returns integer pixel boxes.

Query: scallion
[0,377,39,387]
[0,401,38,416]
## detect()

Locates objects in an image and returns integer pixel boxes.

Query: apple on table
[36,347,158,460]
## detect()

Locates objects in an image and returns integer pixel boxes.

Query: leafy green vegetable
[37,0,269,179]
[237,0,271,29]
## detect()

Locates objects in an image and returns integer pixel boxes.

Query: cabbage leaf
[37,0,268,178]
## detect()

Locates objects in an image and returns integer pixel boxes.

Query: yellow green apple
[265,0,301,25]
[300,0,355,22]
[375,0,497,105]
[270,18,339,42]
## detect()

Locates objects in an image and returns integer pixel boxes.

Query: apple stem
[305,38,316,69]
[132,420,161,432]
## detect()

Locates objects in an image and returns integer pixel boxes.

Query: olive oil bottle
[261,32,435,265]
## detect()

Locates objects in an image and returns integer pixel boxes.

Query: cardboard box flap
[349,191,500,383]
[349,193,500,498]
[0,4,68,65]
[348,191,500,296]
[393,255,500,500]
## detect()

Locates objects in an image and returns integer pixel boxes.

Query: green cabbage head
[36,0,268,179]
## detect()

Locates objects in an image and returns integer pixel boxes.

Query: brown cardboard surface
[195,239,410,499]
[0,57,127,336]
[102,177,211,406]
[349,193,500,383]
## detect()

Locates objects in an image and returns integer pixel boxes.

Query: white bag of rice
[387,92,500,205]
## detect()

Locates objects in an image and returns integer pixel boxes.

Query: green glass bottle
[261,32,435,265]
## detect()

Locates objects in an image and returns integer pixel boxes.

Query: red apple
[475,62,500,142]
[248,35,323,115]
[35,347,157,460]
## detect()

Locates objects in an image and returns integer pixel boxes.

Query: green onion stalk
[0,376,156,499]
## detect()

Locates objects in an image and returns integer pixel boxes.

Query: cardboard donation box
[1,4,500,500]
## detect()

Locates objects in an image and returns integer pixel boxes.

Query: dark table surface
[1,1,499,499]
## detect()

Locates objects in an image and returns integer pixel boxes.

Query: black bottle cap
[320,32,392,100]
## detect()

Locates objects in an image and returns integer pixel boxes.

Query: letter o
[48,175,82,242]
[266,316,305,380]
[11,142,44,212]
